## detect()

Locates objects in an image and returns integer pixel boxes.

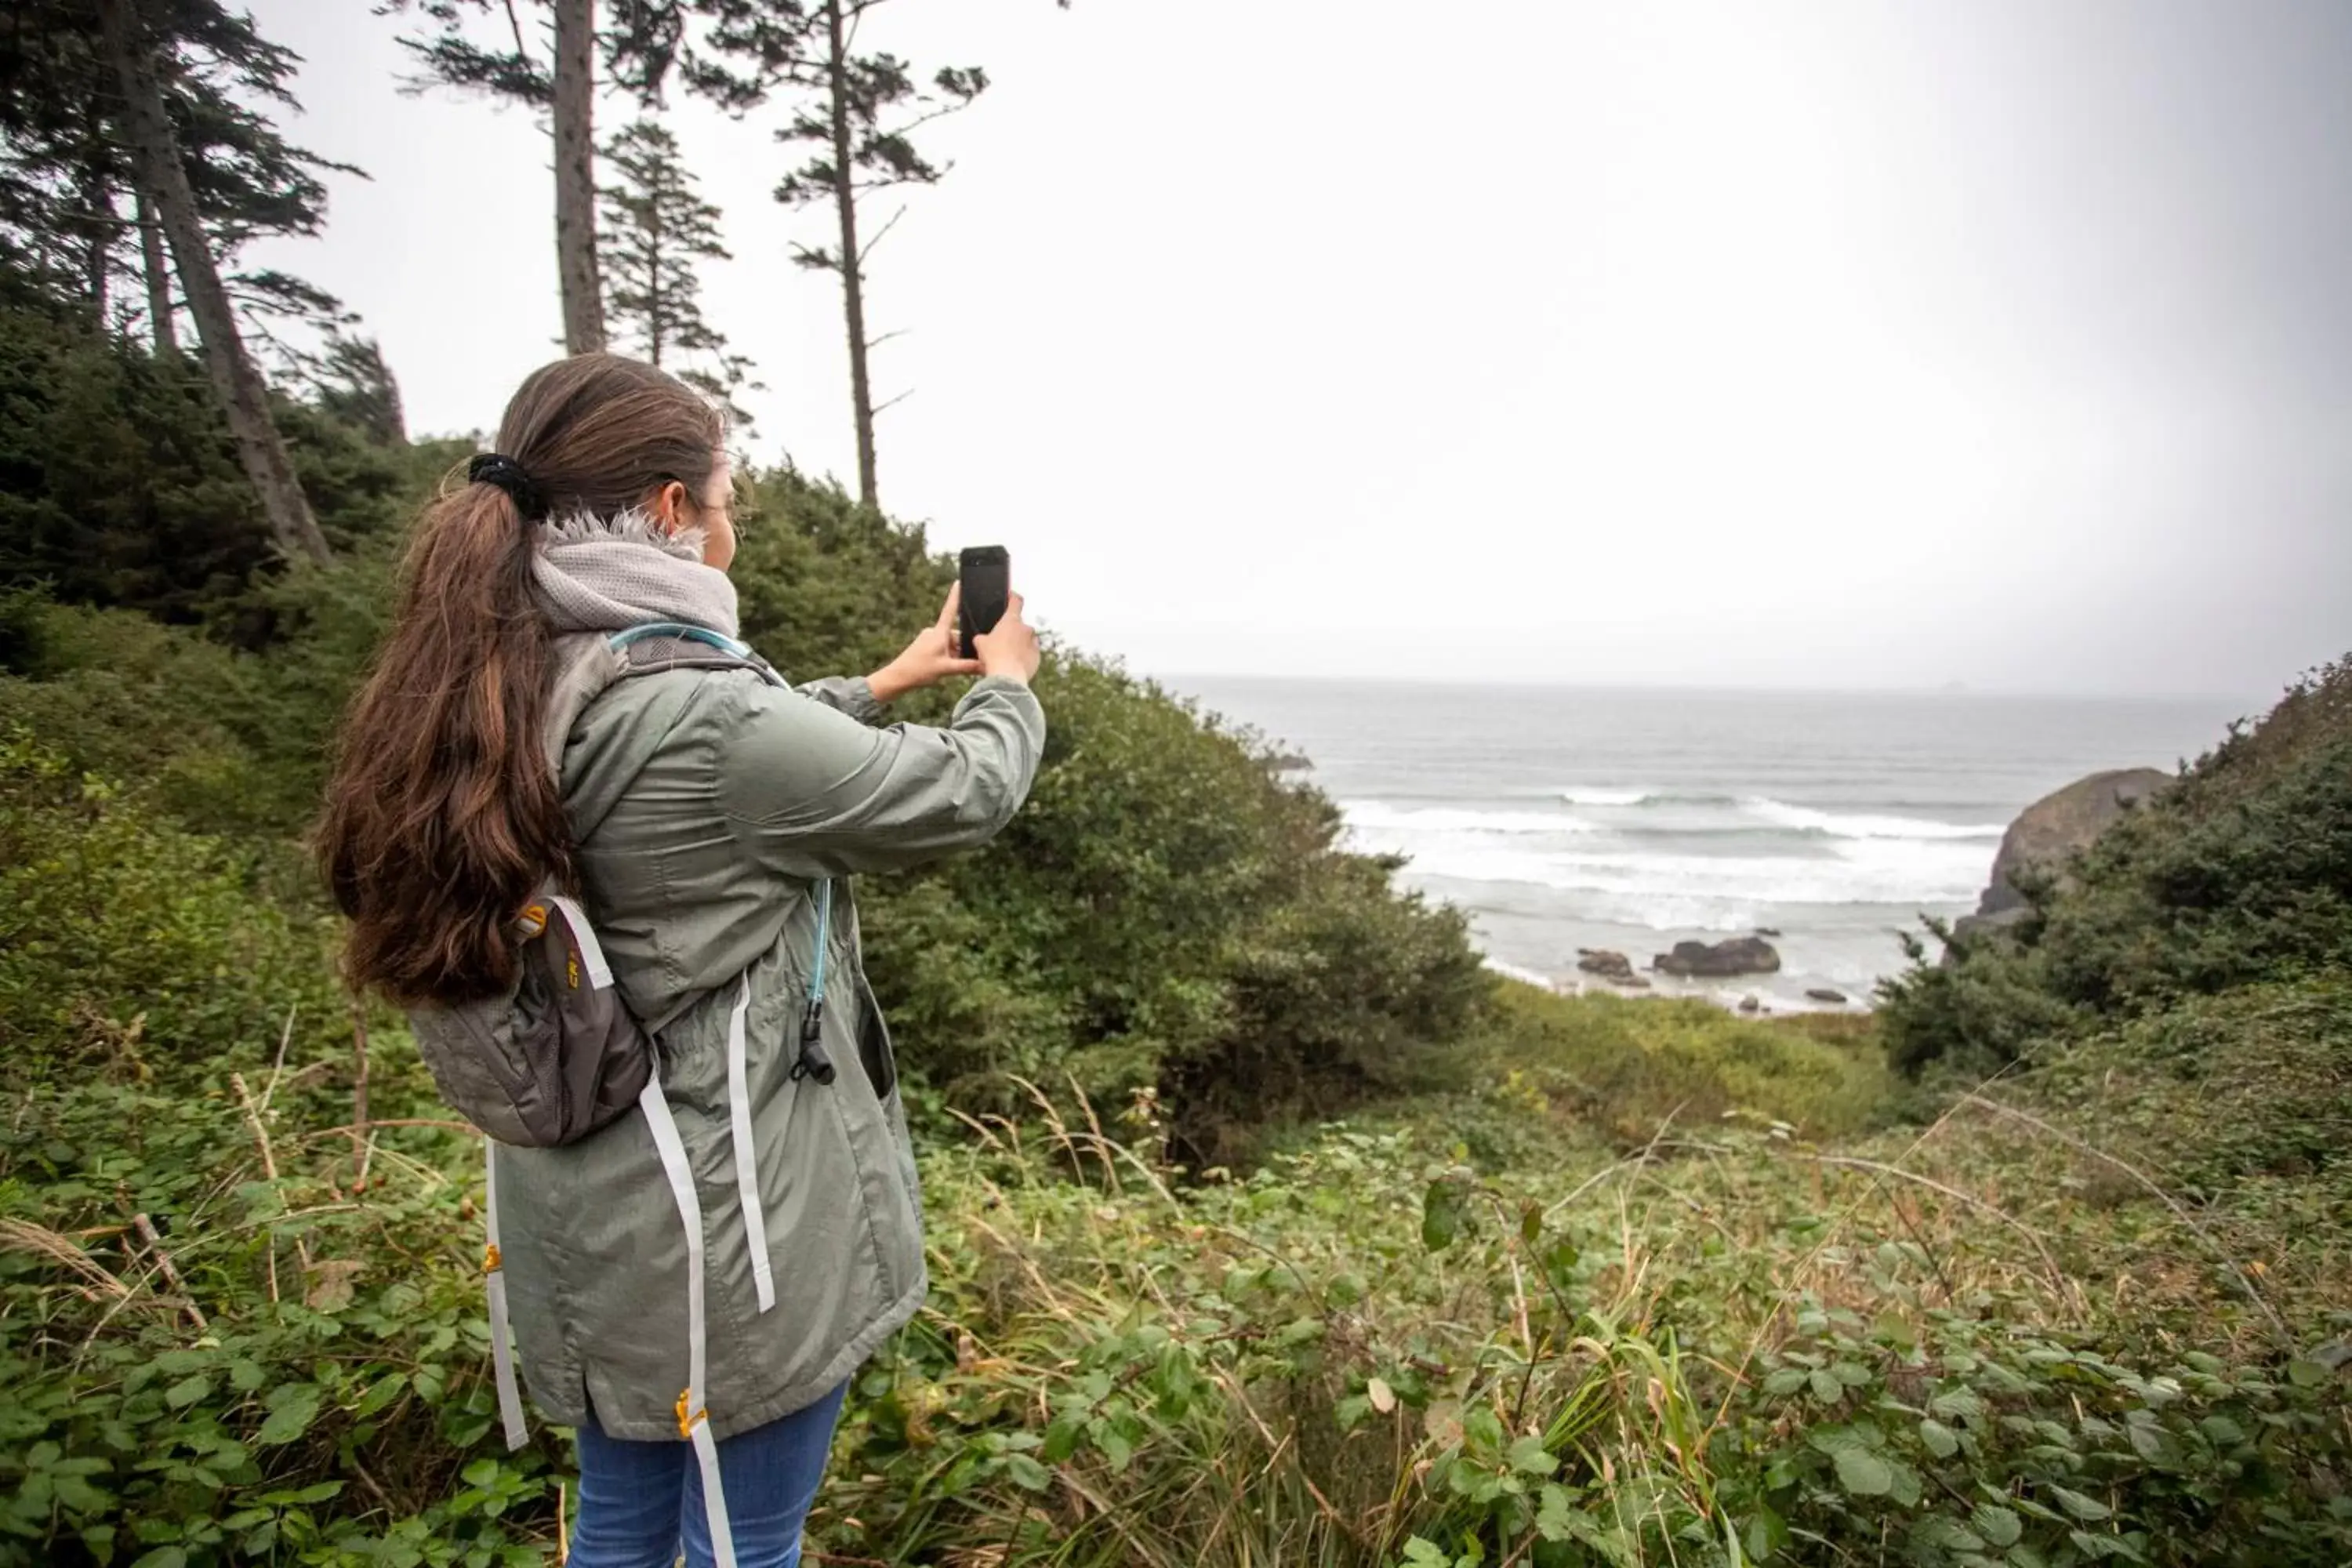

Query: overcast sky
[238,0,2351,699]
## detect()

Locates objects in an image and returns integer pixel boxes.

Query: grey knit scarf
[531,508,739,638]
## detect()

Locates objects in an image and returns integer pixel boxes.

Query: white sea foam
[1392,844,1987,906]
[1556,786,1653,807]
[1339,786,1999,933]
[1480,955,1558,990]
[1740,797,2005,841]
[1342,801,1597,836]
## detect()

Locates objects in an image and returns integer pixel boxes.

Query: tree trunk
[647,201,664,366]
[136,191,176,354]
[81,97,113,325]
[96,0,330,564]
[825,0,878,510]
[552,0,606,355]
[82,169,113,326]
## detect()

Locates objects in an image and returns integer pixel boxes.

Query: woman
[318,354,1044,1567]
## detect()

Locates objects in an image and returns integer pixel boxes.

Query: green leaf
[354,1372,408,1420]
[1761,1368,1808,1397]
[1506,1435,1557,1476]
[1540,1238,1579,1294]
[130,1551,187,1568]
[2125,1421,2176,1467]
[1809,1369,1842,1405]
[1918,1418,1961,1458]
[1463,1405,1505,1454]
[1421,1176,1472,1252]
[2049,1485,2111,1521]
[1041,1412,1086,1463]
[1401,1540,1450,1568]
[2285,1359,2328,1388]
[255,1384,322,1447]
[1930,1387,1986,1423]
[164,1375,212,1410]
[1833,1446,1894,1497]
[1535,1484,1575,1544]
[1002,1453,1051,1492]
[1973,1504,2024,1548]
[1519,1202,1543,1245]
[2198,1414,2245,1446]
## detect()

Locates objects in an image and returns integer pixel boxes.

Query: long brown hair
[318,354,724,1004]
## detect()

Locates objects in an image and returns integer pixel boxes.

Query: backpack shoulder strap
[608,621,753,659]
[539,625,785,787]
[606,624,786,688]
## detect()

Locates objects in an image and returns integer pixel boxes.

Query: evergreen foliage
[0,0,358,350]
[0,307,423,629]
[598,117,759,425]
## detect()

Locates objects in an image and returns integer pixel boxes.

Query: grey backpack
[406,622,779,1149]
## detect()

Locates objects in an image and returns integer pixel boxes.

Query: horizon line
[1144,670,2274,708]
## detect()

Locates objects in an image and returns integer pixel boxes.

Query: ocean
[1164,679,2253,1009]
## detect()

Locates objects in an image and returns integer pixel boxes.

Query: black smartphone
[957,546,1010,659]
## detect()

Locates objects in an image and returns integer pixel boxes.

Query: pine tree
[2,0,356,353]
[710,0,1024,510]
[598,117,758,425]
[376,0,606,353]
[19,0,332,564]
[305,335,408,445]
[379,0,770,356]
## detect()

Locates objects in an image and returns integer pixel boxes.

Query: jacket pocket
[851,970,898,1103]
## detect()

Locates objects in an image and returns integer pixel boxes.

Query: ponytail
[318,481,571,1003]
[317,353,725,1004]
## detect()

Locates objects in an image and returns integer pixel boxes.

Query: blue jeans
[570,1383,850,1568]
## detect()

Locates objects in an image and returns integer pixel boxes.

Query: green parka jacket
[492,635,1045,1441]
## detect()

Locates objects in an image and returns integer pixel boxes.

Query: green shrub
[1468,985,1893,1145]
[1726,1299,2352,1568]
[0,593,328,841]
[0,307,425,634]
[0,1051,559,1566]
[850,650,1487,1149]
[1882,656,2352,1076]
[0,731,345,1076]
[2032,978,2352,1199]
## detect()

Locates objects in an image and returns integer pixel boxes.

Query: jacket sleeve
[793,675,885,724]
[717,674,1046,877]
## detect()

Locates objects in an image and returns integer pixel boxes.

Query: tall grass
[808,1048,2350,1567]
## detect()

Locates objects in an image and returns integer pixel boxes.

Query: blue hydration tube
[792,880,837,1085]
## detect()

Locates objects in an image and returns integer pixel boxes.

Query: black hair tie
[467,453,546,521]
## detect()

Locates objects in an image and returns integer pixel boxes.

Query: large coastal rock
[1577,949,1637,983]
[1974,768,2172,918]
[1577,949,1652,989]
[1652,936,1781,978]
[1945,768,2170,954]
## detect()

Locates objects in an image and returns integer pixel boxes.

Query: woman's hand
[866,585,985,703]
[973,592,1040,685]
